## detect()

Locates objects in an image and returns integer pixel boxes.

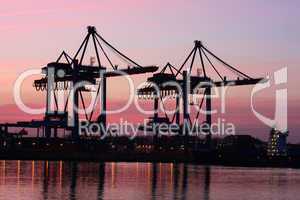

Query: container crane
[2,26,158,139]
[137,40,266,147]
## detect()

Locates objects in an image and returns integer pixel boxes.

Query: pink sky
[0,0,299,142]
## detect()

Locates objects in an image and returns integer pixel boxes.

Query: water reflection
[0,161,298,200]
[151,163,157,200]
[42,161,49,200]
[97,163,105,200]
[181,164,189,200]
[173,164,180,200]
[204,166,210,200]
[69,162,78,200]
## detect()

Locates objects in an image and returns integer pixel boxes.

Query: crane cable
[96,32,143,68]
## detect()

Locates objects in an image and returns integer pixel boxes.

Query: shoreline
[0,137,299,169]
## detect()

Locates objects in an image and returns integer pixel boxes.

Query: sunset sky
[0,0,299,142]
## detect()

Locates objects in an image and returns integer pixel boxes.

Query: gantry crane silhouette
[137,40,266,146]
[2,26,158,139]
[0,28,266,145]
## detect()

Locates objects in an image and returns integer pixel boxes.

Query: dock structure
[0,27,267,154]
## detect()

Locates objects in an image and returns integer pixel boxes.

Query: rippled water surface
[0,161,299,200]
